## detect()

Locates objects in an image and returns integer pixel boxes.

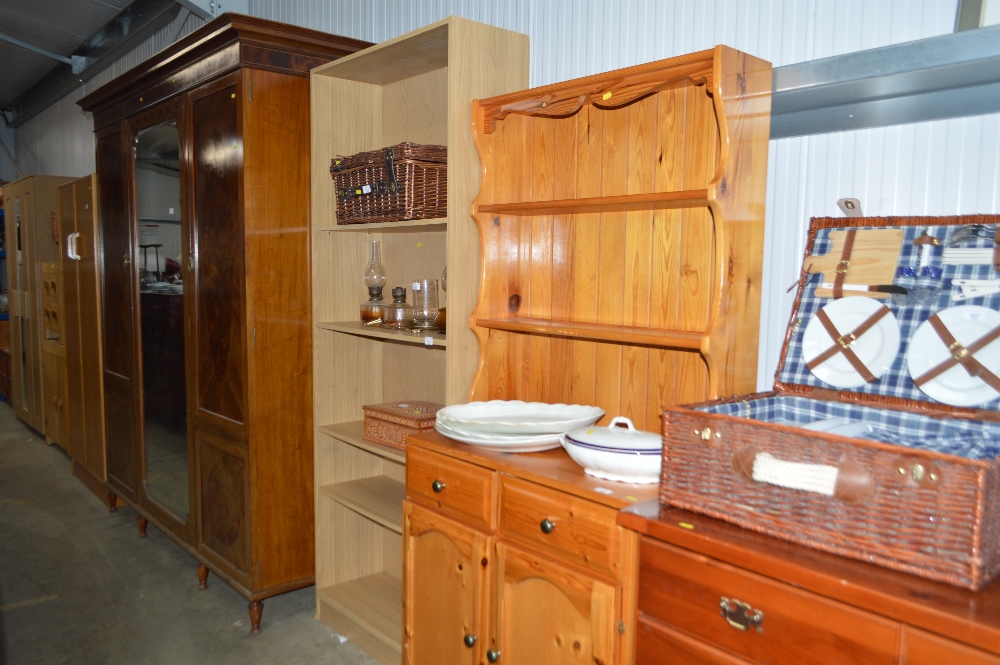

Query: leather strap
[833,229,857,299]
[806,305,889,383]
[912,315,1000,392]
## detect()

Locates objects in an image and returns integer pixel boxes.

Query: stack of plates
[149,282,183,294]
[435,401,604,452]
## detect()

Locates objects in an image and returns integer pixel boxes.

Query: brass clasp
[837,333,857,349]
[949,341,970,361]
[719,597,764,633]
[835,259,850,275]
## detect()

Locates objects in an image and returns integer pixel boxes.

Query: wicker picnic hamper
[330,142,446,224]
[660,214,1000,590]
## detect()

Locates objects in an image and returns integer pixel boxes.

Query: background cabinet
[309,17,528,661]
[58,174,112,507]
[469,47,772,430]
[77,14,369,632]
[2,175,73,437]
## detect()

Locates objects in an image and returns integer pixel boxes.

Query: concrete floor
[0,402,378,665]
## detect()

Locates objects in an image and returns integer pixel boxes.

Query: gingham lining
[700,394,1000,460]
[699,223,1000,460]
[777,224,1000,404]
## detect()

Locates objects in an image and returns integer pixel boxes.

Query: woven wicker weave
[330,143,447,224]
[661,401,1000,590]
[660,214,1000,590]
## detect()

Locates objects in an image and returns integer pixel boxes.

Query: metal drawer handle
[463,634,477,648]
[540,518,555,534]
[719,597,763,633]
[431,480,445,493]
[487,649,501,663]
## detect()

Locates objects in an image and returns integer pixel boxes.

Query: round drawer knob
[487,649,501,663]
[540,518,555,534]
[463,634,477,648]
[431,480,445,493]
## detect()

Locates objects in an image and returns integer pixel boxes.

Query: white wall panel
[10,10,205,178]
[12,0,1000,393]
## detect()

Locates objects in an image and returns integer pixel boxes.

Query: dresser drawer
[637,615,752,665]
[406,446,495,531]
[901,626,1000,665]
[498,475,623,579]
[638,537,899,665]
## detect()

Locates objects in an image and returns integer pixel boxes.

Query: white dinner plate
[907,305,1000,407]
[433,421,562,453]
[436,400,604,435]
[802,298,900,388]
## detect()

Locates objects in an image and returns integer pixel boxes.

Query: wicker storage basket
[330,143,446,224]
[660,214,1000,590]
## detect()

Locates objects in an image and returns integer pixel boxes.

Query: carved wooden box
[363,400,443,451]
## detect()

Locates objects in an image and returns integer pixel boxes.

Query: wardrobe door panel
[60,184,86,457]
[191,81,246,426]
[76,178,107,474]
[197,433,251,580]
[97,127,139,499]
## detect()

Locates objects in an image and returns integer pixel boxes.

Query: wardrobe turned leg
[197,564,209,590]
[248,601,263,634]
[137,515,148,537]
[108,492,118,512]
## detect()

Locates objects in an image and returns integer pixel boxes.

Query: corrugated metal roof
[0,0,135,111]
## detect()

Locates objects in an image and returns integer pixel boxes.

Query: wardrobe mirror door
[135,118,189,521]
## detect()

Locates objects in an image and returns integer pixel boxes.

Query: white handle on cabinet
[67,232,81,260]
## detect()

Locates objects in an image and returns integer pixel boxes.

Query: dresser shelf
[316,321,447,347]
[316,218,447,232]
[317,573,402,664]
[317,422,406,463]
[477,190,709,216]
[319,476,405,534]
[475,316,705,350]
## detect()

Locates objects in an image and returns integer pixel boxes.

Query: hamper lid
[774,215,1000,417]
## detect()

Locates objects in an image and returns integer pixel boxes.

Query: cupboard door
[21,188,45,433]
[75,178,107,478]
[190,79,246,427]
[494,541,618,665]
[901,626,1000,665]
[59,183,85,456]
[97,126,140,499]
[404,501,490,665]
[197,434,250,581]
[41,346,66,449]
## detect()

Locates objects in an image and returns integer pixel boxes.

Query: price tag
[424,336,434,346]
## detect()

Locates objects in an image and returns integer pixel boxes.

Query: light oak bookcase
[310,17,528,663]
